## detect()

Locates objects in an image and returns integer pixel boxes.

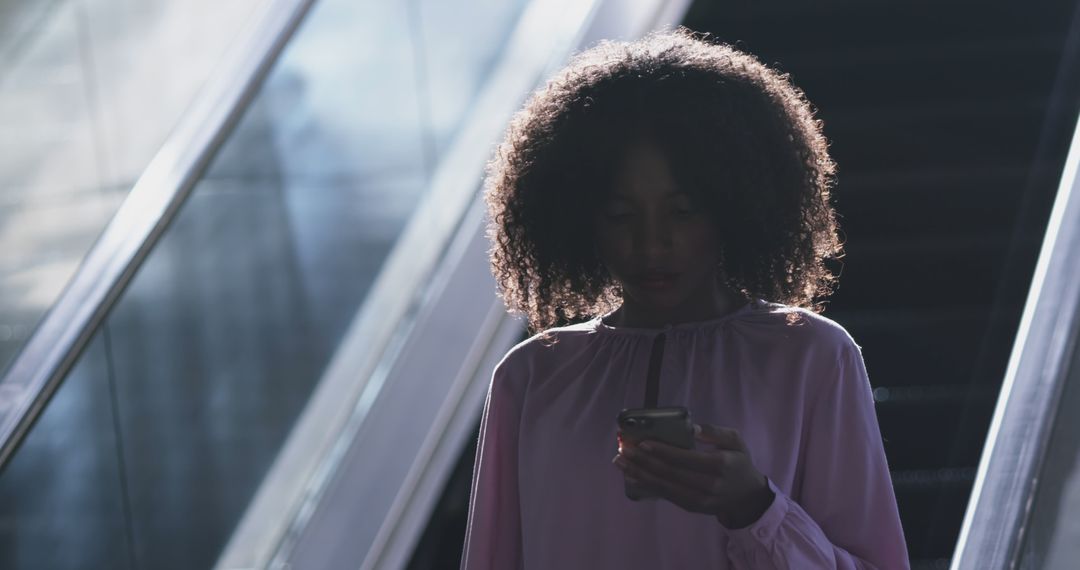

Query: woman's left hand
[613,423,776,528]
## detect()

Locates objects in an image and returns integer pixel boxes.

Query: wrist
[718,476,775,529]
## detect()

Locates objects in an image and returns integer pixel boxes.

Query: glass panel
[0,0,532,567]
[104,184,330,568]
[0,331,133,569]
[0,0,270,375]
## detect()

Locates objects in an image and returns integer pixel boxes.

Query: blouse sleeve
[459,357,526,570]
[723,340,911,569]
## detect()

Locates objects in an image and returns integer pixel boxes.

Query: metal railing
[951,84,1080,569]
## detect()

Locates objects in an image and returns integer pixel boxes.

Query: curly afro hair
[484,27,844,337]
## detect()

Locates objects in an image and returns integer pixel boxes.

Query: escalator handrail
[0,0,319,470]
[951,96,1080,567]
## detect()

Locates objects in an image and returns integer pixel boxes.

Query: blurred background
[1,0,1079,568]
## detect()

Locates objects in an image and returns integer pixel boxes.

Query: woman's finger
[621,455,719,515]
[622,447,729,498]
[695,423,749,454]
[637,439,737,474]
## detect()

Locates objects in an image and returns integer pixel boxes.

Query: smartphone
[616,406,694,501]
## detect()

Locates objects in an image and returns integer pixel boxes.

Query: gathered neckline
[589,298,764,335]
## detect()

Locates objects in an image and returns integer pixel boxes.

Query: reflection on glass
[0,0,270,375]
[0,332,132,569]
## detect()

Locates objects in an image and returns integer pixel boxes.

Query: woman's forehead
[612,138,672,182]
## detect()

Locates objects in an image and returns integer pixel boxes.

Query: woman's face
[593,137,722,313]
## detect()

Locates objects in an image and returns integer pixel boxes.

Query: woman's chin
[626,287,688,311]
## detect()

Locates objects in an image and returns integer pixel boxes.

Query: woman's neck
[605,284,749,329]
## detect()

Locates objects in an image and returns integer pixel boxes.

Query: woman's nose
[633,215,673,255]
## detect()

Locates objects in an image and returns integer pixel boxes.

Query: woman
[460,27,910,569]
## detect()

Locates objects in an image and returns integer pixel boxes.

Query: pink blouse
[460,298,910,569]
